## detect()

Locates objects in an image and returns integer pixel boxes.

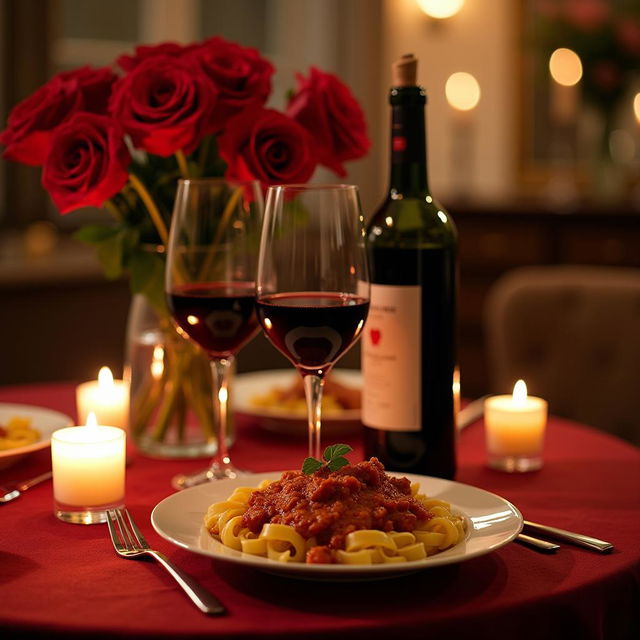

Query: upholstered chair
[484,265,640,446]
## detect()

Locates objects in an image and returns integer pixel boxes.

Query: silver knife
[523,520,614,553]
[457,396,488,431]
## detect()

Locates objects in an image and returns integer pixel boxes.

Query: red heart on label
[370,329,381,345]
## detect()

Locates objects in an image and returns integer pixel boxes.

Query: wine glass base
[171,463,243,490]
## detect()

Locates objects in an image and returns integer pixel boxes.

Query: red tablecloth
[0,382,639,640]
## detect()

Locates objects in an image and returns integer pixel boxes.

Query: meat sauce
[241,458,431,564]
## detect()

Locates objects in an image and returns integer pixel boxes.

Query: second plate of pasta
[151,471,523,580]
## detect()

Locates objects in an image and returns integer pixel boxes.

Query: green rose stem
[128,173,169,245]
[197,186,244,280]
[130,373,163,435]
[152,348,190,442]
[182,354,216,438]
[104,200,124,221]
[175,150,190,179]
[197,136,214,174]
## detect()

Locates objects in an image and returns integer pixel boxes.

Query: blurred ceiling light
[417,0,464,19]
[549,48,582,86]
[634,93,640,124]
[445,72,481,111]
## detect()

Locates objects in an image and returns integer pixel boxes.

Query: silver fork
[106,508,225,615]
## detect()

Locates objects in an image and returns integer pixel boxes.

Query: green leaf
[323,444,352,462]
[74,224,118,244]
[327,456,350,472]
[95,231,126,280]
[127,249,167,315]
[302,457,324,475]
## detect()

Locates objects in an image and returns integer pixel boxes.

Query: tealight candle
[484,380,548,472]
[51,412,126,524]
[76,366,129,429]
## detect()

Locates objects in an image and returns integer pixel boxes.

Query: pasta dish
[204,457,465,564]
[0,416,40,451]
[249,374,360,416]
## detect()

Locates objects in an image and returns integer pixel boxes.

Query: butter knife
[457,396,488,431]
[523,520,614,553]
[516,533,560,552]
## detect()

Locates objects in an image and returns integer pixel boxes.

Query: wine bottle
[362,54,457,479]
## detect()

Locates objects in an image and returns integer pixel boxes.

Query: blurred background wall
[0,0,639,397]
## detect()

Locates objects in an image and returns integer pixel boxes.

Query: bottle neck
[388,87,429,197]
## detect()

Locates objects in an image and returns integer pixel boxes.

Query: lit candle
[76,366,129,429]
[484,380,548,472]
[51,412,126,524]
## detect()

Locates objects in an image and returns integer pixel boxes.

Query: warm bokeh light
[417,0,464,19]
[634,93,640,124]
[151,345,164,380]
[549,48,583,86]
[445,72,481,111]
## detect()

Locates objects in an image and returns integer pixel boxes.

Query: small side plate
[0,403,74,470]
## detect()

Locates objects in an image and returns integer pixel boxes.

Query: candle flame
[513,379,528,406]
[218,387,228,404]
[98,366,114,389]
[86,411,99,428]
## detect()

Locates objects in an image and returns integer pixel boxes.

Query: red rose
[59,66,117,113]
[42,113,130,214]
[0,66,116,166]
[286,67,370,177]
[116,42,197,71]
[109,55,217,156]
[187,36,274,129]
[218,108,317,185]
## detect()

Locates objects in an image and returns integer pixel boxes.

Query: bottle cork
[391,54,417,87]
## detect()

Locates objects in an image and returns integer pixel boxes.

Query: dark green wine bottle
[362,54,458,480]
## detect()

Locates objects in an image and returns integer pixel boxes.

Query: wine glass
[165,178,263,489]
[256,184,370,459]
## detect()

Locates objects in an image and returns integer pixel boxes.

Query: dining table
[0,380,639,640]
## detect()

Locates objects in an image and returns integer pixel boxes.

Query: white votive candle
[76,366,129,429]
[484,380,548,472]
[52,413,126,523]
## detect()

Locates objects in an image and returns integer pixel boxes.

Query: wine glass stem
[303,374,324,459]
[210,357,233,469]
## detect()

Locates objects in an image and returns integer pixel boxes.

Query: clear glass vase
[125,294,234,458]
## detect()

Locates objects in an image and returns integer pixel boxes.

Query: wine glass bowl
[165,178,263,488]
[256,184,370,458]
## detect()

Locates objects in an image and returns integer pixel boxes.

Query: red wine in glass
[256,292,369,373]
[168,282,259,358]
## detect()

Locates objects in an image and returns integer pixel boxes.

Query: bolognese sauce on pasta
[204,457,465,564]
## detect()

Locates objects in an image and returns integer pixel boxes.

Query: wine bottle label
[362,283,421,431]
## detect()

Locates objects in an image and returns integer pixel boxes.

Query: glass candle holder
[51,424,126,524]
[484,386,548,472]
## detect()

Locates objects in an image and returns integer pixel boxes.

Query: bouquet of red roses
[0,37,370,453]
[1,36,370,311]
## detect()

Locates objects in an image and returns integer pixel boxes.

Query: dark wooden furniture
[453,204,640,398]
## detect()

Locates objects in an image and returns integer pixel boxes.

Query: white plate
[233,369,361,436]
[151,472,523,581]
[0,403,74,470]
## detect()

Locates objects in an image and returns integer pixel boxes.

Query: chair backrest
[484,265,640,446]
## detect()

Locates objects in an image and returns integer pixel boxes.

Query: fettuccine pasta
[204,459,465,565]
[0,416,40,451]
